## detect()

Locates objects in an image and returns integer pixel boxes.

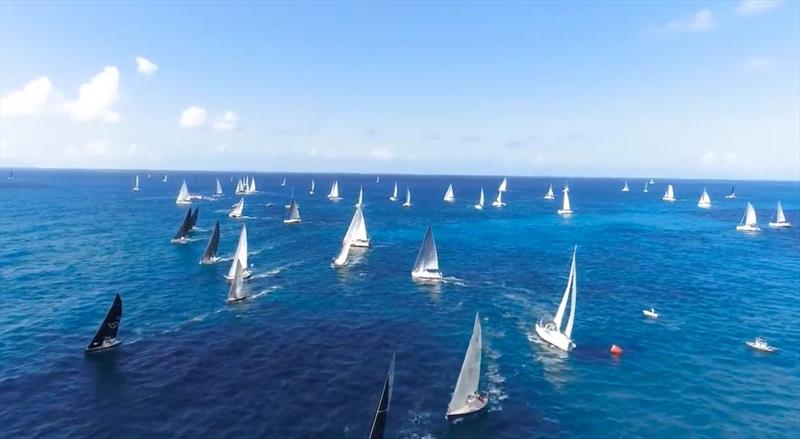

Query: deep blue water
[1,170,798,438]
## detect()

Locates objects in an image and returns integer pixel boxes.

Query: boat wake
[251,285,280,299]
[442,276,467,286]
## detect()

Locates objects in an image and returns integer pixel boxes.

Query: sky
[0,0,798,180]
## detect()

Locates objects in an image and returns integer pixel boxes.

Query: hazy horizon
[1,1,799,180]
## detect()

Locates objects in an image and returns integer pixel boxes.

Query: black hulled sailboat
[85,294,122,352]
[171,208,193,244]
[367,353,395,439]
[200,221,221,264]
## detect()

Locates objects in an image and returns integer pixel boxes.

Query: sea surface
[1,170,798,439]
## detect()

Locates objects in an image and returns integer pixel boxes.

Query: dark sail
[189,207,200,230]
[201,221,221,262]
[367,353,395,439]
[85,294,122,352]
[173,208,193,240]
[286,198,300,221]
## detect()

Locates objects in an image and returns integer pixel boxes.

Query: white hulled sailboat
[544,184,555,200]
[309,179,315,195]
[328,181,342,201]
[226,260,247,303]
[284,198,301,224]
[557,185,572,215]
[133,175,140,192]
[331,206,370,267]
[643,181,649,193]
[402,188,412,208]
[662,184,676,202]
[162,174,168,183]
[768,201,791,228]
[389,182,398,202]
[411,226,442,280]
[248,177,257,194]
[622,181,629,192]
[534,247,577,351]
[697,188,711,209]
[226,224,252,281]
[474,188,485,210]
[443,184,455,202]
[214,178,223,197]
[446,313,488,419]
[281,177,286,187]
[736,202,760,232]
[491,190,505,207]
[228,198,244,218]
[176,180,192,205]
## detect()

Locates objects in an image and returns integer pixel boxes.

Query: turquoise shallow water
[0,170,798,438]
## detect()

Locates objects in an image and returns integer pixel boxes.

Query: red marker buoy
[610,344,623,355]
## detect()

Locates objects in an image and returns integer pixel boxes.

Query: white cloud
[701,150,716,165]
[0,76,53,115]
[135,56,158,75]
[179,106,207,128]
[657,9,715,35]
[370,146,395,161]
[737,0,783,16]
[62,66,120,122]
[213,111,238,131]
[65,139,112,158]
[743,56,775,71]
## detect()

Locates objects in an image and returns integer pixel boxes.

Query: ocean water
[0,170,798,439]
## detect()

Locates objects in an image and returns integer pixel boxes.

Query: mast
[367,353,396,439]
[446,313,482,416]
[201,221,221,262]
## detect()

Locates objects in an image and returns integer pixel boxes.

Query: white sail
[215,178,223,196]
[412,226,440,277]
[342,205,370,247]
[356,186,363,207]
[643,181,649,193]
[390,182,398,201]
[328,181,340,200]
[558,186,572,214]
[332,241,351,267]
[249,177,257,193]
[446,313,482,417]
[284,198,301,223]
[162,174,168,182]
[498,178,508,192]
[564,250,577,338]
[443,184,455,202]
[227,225,249,280]
[775,201,786,223]
[743,203,757,226]
[133,175,140,191]
[662,184,675,201]
[535,247,577,351]
[544,184,555,199]
[622,181,629,192]
[491,190,504,207]
[309,179,315,194]
[229,198,244,218]
[176,180,191,204]
[376,176,380,183]
[281,177,286,186]
[227,260,246,302]
[402,188,412,207]
[475,188,485,209]
[697,189,711,208]
[235,179,243,194]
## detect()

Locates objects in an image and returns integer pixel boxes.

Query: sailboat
[649,178,655,184]
[355,186,364,208]
[474,188,485,210]
[7,171,14,180]
[367,353,395,439]
[226,224,252,281]
[389,182,399,201]
[226,260,247,303]
[736,202,760,232]
[768,201,791,228]
[85,293,123,352]
[235,178,246,195]
[214,178,223,197]
[328,181,342,201]
[332,206,371,266]
[132,175,140,192]
[189,207,200,230]
[281,177,286,187]
[446,313,488,419]
[725,186,736,199]
[498,178,508,192]
[697,188,712,209]
[309,179,315,195]
[557,185,573,215]
[170,208,193,244]
[402,188,412,208]
[622,181,630,192]
[544,184,555,200]
[443,184,455,202]
[643,181,649,193]
[248,177,257,194]
[534,247,577,352]
[162,174,168,183]
[411,226,442,280]
[662,184,676,202]
[200,221,221,264]
[490,189,504,207]
[284,198,301,224]
[376,176,380,183]
[228,198,244,218]
[176,180,192,205]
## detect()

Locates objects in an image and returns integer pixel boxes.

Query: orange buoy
[610,344,623,355]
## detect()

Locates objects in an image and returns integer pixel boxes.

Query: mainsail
[227,260,246,302]
[774,201,787,224]
[328,181,340,200]
[545,184,555,199]
[492,190,504,207]
[498,178,508,192]
[133,175,140,191]
[367,354,396,439]
[309,179,315,195]
[342,205,369,246]
[249,177,257,193]
[412,226,439,274]
[390,182,398,201]
[444,184,455,202]
[475,188,485,209]
[172,208,193,242]
[229,198,244,218]
[200,221,221,263]
[697,189,711,208]
[622,181,629,192]
[215,178,223,196]
[85,293,122,351]
[189,207,200,230]
[662,184,675,201]
[741,203,757,227]
[176,180,191,204]
[227,225,249,280]
[558,186,572,214]
[446,313,482,417]
[285,198,301,223]
[553,247,577,338]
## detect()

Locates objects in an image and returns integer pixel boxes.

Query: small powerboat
[746,337,777,353]
[642,308,659,319]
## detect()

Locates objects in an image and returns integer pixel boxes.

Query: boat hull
[557,209,573,215]
[491,202,505,207]
[351,239,370,248]
[199,257,220,265]
[85,339,121,353]
[474,205,483,210]
[389,197,397,202]
[697,202,711,209]
[746,341,777,353]
[170,237,190,245]
[768,222,791,228]
[662,197,676,202]
[446,394,489,420]
[642,310,659,319]
[736,225,760,232]
[283,219,301,224]
[411,270,443,281]
[534,322,575,351]
[544,195,555,200]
